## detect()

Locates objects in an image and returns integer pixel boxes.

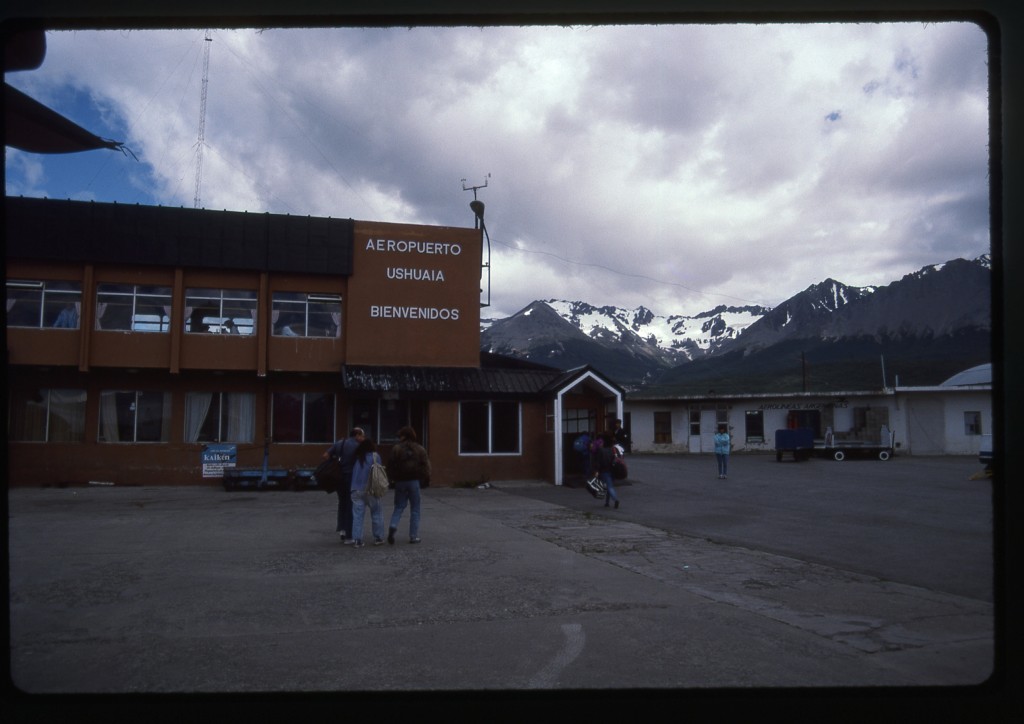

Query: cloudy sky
[5,20,991,319]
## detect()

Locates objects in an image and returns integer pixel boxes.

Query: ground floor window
[688,409,700,437]
[654,411,672,444]
[8,388,87,442]
[98,390,171,442]
[460,401,521,455]
[184,392,256,443]
[745,410,764,443]
[964,411,982,435]
[272,392,335,443]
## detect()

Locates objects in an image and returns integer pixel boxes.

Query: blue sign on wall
[202,443,237,478]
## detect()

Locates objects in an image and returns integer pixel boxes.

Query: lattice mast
[193,31,212,209]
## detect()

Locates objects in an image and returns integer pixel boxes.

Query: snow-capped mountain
[542,300,770,362]
[481,255,991,390]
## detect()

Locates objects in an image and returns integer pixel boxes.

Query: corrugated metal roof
[5,196,354,276]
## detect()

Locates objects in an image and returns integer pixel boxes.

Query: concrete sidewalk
[7,481,997,700]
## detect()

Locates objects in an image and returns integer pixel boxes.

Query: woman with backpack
[348,438,386,548]
[386,426,431,544]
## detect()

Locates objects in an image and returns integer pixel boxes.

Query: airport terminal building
[5,196,623,487]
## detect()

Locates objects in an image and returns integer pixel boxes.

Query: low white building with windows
[624,364,992,458]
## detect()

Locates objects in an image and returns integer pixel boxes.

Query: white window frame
[458,400,522,456]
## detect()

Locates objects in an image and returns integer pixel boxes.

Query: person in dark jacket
[324,427,364,542]
[597,431,620,509]
[386,426,431,544]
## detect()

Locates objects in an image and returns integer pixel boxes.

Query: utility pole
[193,31,212,209]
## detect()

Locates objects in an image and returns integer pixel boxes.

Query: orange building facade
[5,197,622,487]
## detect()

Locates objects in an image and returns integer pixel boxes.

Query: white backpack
[368,462,390,498]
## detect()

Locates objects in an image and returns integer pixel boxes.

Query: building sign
[347,221,482,367]
[202,443,237,478]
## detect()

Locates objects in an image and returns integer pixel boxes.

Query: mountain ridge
[480,255,991,391]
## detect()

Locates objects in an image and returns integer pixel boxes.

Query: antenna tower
[193,31,212,209]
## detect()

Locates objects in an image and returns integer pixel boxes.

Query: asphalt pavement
[6,454,1012,719]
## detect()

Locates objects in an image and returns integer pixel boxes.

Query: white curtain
[184,392,214,442]
[95,302,108,330]
[99,391,121,442]
[331,311,342,338]
[226,392,255,443]
[7,298,17,312]
[48,389,87,442]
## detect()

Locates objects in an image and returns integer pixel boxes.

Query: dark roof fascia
[4,195,355,276]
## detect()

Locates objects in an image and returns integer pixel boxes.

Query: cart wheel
[833,450,845,461]
[878,450,891,461]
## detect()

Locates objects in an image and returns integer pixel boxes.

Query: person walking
[597,431,620,509]
[612,418,631,454]
[324,427,364,542]
[714,424,731,479]
[386,426,431,544]
[349,437,386,548]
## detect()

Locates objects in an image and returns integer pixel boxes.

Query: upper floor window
[185,288,258,335]
[96,284,172,332]
[6,279,81,329]
[272,292,341,338]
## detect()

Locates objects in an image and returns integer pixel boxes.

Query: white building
[624,364,992,458]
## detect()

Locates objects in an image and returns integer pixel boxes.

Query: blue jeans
[716,453,729,476]
[389,480,421,539]
[599,471,618,503]
[350,489,385,542]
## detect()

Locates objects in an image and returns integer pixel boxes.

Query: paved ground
[5,454,1014,719]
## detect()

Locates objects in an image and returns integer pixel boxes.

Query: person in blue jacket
[324,427,364,542]
[714,424,731,479]
[349,437,385,548]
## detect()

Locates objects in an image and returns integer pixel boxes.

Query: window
[272,392,335,443]
[689,409,700,437]
[562,408,595,434]
[654,411,672,444]
[716,406,729,428]
[98,391,171,442]
[185,288,257,335]
[184,392,256,443]
[460,401,521,454]
[272,292,341,338]
[6,279,81,328]
[8,388,86,442]
[745,410,764,443]
[96,284,172,332]
[964,411,982,435]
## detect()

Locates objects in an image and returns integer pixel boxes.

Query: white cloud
[5,21,990,318]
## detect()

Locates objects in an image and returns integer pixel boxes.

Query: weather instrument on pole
[463,175,492,308]
[193,31,212,209]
